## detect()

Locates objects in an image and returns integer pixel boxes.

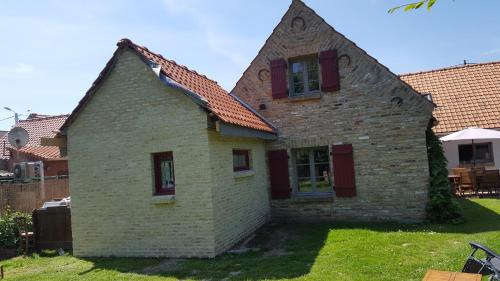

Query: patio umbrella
[440,127,500,167]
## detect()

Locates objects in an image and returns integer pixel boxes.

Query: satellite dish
[8,127,29,149]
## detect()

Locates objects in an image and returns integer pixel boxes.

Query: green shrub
[425,128,463,223]
[0,207,32,249]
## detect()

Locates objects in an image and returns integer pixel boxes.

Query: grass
[1,198,499,281]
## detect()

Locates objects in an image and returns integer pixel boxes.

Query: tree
[425,128,463,223]
[388,0,438,13]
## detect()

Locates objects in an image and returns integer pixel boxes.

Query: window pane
[315,177,331,192]
[292,62,304,73]
[475,144,493,162]
[297,164,311,178]
[313,147,329,163]
[306,59,319,92]
[292,62,305,95]
[296,150,309,165]
[459,145,473,163]
[298,178,313,192]
[233,150,249,171]
[314,163,329,179]
[233,154,247,167]
[161,159,174,189]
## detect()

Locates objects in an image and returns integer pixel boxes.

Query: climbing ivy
[425,128,463,223]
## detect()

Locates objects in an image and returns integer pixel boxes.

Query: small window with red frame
[153,152,175,195]
[233,149,251,172]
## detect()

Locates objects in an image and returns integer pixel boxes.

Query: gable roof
[231,0,435,110]
[400,61,500,134]
[61,39,275,134]
[0,115,68,160]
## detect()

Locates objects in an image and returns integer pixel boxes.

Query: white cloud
[481,48,500,56]
[0,63,35,77]
[14,63,35,74]
[161,0,256,68]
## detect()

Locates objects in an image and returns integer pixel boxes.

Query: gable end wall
[68,49,218,257]
[233,1,433,222]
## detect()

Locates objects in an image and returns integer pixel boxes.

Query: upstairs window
[294,147,331,194]
[153,152,175,195]
[459,142,494,164]
[290,56,320,96]
[233,149,251,172]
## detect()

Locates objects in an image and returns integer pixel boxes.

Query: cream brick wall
[206,132,269,255]
[68,49,218,258]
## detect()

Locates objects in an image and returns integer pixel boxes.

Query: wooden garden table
[423,270,481,281]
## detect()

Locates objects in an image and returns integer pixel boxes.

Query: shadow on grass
[78,223,330,280]
[75,199,498,280]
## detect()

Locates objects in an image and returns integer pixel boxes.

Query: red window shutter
[319,50,340,92]
[270,58,288,99]
[268,150,291,199]
[331,144,356,197]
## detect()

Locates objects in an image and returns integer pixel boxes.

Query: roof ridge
[18,114,69,123]
[118,38,221,86]
[400,60,500,77]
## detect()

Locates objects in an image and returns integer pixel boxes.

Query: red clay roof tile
[400,61,500,134]
[126,39,275,133]
[0,115,68,160]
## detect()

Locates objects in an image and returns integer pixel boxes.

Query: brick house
[60,0,434,258]
[401,62,500,171]
[0,114,69,176]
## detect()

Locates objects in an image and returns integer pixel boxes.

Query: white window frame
[289,56,320,96]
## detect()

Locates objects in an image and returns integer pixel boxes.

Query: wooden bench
[423,270,481,281]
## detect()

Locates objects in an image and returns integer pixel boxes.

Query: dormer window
[290,56,320,96]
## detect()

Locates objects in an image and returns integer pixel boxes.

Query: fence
[33,206,72,251]
[0,176,69,215]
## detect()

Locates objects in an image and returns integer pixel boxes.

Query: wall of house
[207,132,269,254]
[68,49,217,258]
[442,137,500,171]
[232,1,434,222]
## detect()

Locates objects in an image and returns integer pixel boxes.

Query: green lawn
[1,198,499,281]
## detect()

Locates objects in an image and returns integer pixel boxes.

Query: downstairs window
[293,147,331,194]
[153,152,175,195]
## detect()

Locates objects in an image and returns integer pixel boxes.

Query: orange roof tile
[9,146,62,160]
[62,39,275,134]
[129,41,274,133]
[0,115,68,160]
[400,61,500,134]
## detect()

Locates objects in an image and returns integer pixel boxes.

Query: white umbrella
[440,127,500,167]
[440,127,500,142]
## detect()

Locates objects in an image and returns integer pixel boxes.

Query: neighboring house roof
[401,61,500,134]
[8,146,63,161]
[61,39,275,134]
[0,114,68,160]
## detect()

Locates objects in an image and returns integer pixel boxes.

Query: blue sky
[1,0,499,131]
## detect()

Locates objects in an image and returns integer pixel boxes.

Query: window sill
[151,195,175,205]
[288,92,322,102]
[292,194,333,203]
[234,170,255,179]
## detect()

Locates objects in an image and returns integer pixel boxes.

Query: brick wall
[68,49,219,258]
[7,151,68,176]
[0,177,69,214]
[232,1,434,222]
[207,132,269,254]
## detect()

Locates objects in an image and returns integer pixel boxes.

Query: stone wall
[68,49,217,258]
[232,0,434,222]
